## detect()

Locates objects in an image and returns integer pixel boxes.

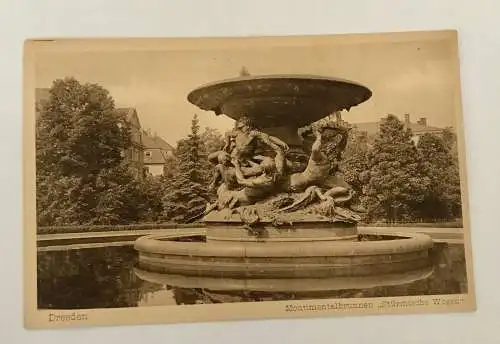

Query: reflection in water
[37,247,161,309]
[37,243,468,309]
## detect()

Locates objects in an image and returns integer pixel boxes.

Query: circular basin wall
[134,228,434,289]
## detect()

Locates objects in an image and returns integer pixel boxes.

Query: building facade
[142,130,175,177]
[352,113,446,144]
[116,107,145,179]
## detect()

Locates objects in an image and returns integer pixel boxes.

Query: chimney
[404,113,410,125]
[417,117,427,126]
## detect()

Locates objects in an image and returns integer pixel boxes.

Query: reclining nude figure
[206,150,263,193]
[223,116,289,166]
[223,134,286,209]
[204,129,286,213]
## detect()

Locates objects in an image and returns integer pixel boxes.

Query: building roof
[116,107,141,129]
[352,116,443,136]
[142,131,175,165]
[406,122,443,134]
[142,131,174,151]
[144,148,172,165]
[352,121,380,135]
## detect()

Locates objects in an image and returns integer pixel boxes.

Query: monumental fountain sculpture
[134,74,435,300]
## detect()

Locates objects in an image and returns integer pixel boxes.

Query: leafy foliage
[362,115,431,222]
[36,78,131,177]
[199,126,224,183]
[200,127,224,154]
[341,129,370,196]
[417,133,462,220]
[37,222,205,235]
[137,175,166,222]
[161,114,210,222]
[36,77,148,226]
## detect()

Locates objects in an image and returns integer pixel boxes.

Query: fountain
[134,74,434,299]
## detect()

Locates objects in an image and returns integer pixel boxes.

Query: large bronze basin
[187,75,372,128]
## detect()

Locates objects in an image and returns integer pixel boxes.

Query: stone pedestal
[205,224,358,242]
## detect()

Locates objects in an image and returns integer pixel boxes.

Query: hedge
[37,219,463,235]
[359,221,463,228]
[37,222,205,235]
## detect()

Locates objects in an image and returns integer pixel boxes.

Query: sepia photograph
[23,30,475,329]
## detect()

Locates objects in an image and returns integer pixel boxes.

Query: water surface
[37,243,468,309]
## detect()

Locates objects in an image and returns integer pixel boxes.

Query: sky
[33,34,461,146]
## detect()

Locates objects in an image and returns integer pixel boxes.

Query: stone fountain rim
[188,73,370,90]
[134,230,434,258]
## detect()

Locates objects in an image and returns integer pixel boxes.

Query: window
[145,151,152,158]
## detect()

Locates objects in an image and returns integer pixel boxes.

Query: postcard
[24,30,475,329]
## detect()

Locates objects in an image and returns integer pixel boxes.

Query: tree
[199,127,225,183]
[341,129,370,197]
[137,175,166,222]
[161,114,209,222]
[417,133,462,220]
[362,115,430,222]
[442,127,460,164]
[200,127,224,155]
[36,77,146,226]
[36,78,131,177]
